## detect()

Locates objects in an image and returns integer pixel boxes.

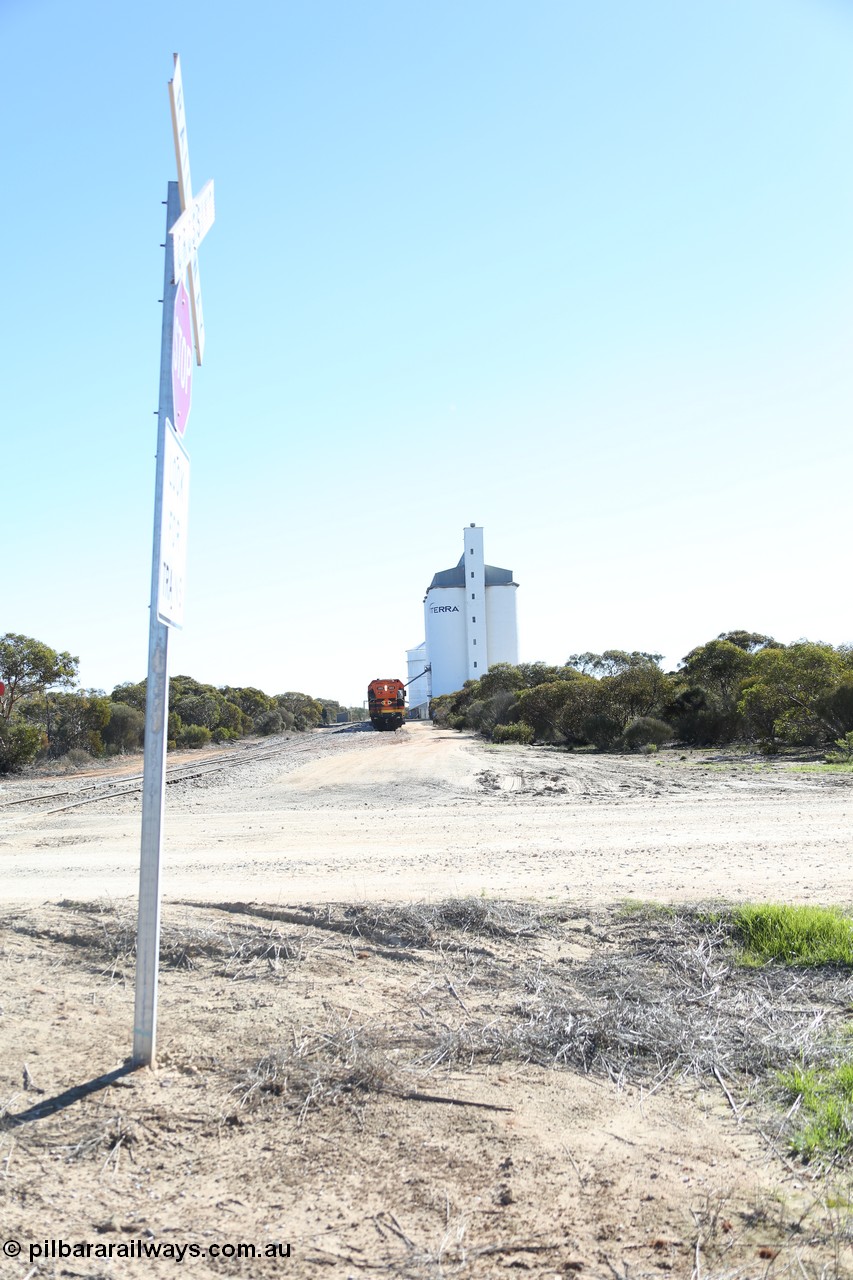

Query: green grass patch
[791,762,853,775]
[778,1062,853,1159]
[732,904,853,967]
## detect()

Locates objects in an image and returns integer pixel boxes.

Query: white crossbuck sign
[168,54,215,364]
[170,180,215,286]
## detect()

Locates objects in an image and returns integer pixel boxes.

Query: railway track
[0,725,361,817]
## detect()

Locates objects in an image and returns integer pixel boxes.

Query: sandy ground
[1,724,853,1279]
[1,721,851,906]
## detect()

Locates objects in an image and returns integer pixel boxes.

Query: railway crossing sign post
[133,54,214,1068]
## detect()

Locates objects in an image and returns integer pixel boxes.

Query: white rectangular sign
[157,424,191,628]
[170,180,215,285]
[168,54,193,211]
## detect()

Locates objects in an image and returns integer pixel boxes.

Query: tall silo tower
[406,642,431,715]
[407,525,518,704]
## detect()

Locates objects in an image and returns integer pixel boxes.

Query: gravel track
[1,722,851,906]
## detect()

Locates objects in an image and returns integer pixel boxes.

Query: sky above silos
[3,0,852,706]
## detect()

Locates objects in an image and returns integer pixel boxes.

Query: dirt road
[2,721,851,906]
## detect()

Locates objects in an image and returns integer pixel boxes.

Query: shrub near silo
[513,679,583,742]
[434,634,853,752]
[491,723,534,745]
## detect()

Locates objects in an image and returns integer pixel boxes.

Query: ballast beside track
[0,725,363,817]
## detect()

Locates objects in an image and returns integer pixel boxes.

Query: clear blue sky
[3,0,852,706]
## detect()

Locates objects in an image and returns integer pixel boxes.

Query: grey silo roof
[428,556,516,590]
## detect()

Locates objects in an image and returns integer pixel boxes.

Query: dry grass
[234,1016,397,1122]
[394,905,852,1124]
[6,898,305,978]
[64,1113,137,1168]
[504,913,846,1083]
[190,896,560,951]
[5,896,853,1277]
[340,897,560,946]
[7,898,851,1121]
[229,901,853,1190]
[351,1210,563,1280]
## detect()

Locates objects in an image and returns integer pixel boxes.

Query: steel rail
[3,726,359,817]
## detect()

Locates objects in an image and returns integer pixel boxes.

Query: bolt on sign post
[133,54,214,1069]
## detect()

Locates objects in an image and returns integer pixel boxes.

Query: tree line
[431,630,853,754]
[0,633,367,773]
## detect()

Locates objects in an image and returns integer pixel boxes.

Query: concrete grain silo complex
[407,525,519,713]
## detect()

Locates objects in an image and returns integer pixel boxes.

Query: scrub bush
[0,720,44,772]
[621,717,672,749]
[255,710,284,736]
[491,723,534,745]
[177,724,212,749]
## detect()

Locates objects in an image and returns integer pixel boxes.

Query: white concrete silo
[485,574,519,667]
[406,643,431,715]
[408,525,519,701]
[424,583,467,695]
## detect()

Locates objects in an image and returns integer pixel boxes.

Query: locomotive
[367,678,406,731]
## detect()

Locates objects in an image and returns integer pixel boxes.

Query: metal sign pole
[132,54,213,1069]
[133,181,181,1068]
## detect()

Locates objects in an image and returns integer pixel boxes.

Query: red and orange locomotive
[367,678,406,731]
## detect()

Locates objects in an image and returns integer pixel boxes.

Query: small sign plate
[172,280,193,435]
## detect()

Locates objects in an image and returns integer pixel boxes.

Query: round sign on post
[172,279,193,436]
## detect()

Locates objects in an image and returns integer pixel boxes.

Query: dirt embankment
[2,895,849,1279]
[1,726,852,1278]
